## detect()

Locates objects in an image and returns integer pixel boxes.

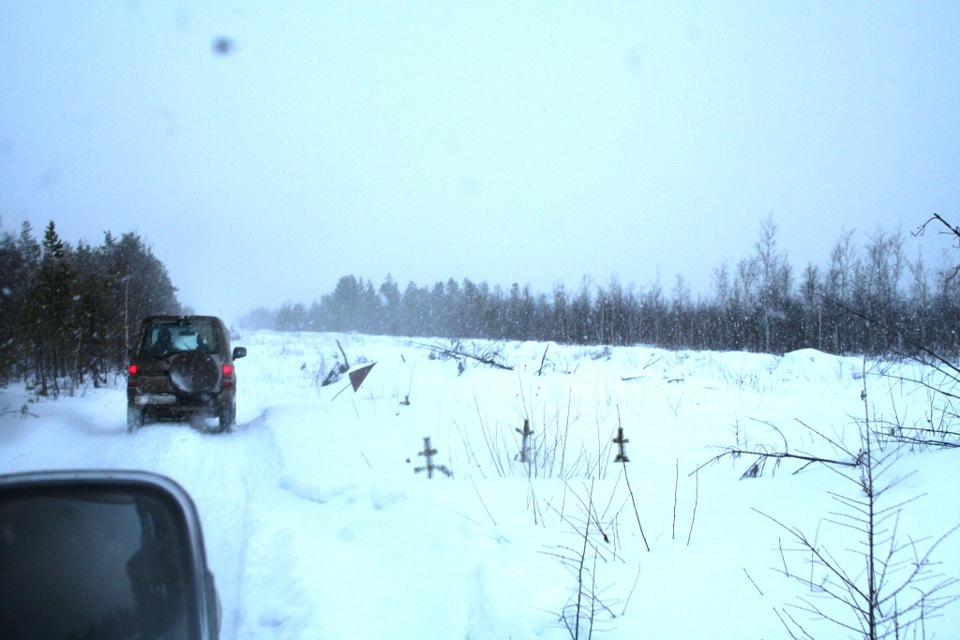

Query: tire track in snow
[232,408,324,638]
[108,409,285,639]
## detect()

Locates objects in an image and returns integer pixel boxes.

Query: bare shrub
[760,381,959,639]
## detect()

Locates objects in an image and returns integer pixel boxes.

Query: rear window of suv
[139,321,221,357]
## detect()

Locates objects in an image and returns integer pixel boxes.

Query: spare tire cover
[169,351,220,395]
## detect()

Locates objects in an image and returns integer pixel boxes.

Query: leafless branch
[691,446,858,479]
[414,340,514,370]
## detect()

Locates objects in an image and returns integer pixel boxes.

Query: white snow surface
[3,331,960,639]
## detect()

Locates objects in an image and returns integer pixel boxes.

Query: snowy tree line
[243,220,960,358]
[3,215,956,397]
[0,219,180,395]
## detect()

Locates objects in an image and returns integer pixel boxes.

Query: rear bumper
[128,389,235,412]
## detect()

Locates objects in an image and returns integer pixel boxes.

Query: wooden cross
[415,436,451,478]
[614,427,630,463]
[515,418,533,463]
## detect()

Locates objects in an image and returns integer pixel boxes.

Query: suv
[127,315,246,433]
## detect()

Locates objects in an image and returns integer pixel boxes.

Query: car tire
[216,404,235,433]
[127,407,144,433]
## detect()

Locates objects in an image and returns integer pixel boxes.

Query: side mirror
[0,471,220,640]
[232,346,247,360]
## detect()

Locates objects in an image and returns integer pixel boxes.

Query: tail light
[222,363,234,387]
[127,364,138,387]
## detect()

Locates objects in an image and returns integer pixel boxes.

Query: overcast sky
[2,2,959,322]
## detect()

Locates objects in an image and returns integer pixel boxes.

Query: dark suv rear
[127,315,246,433]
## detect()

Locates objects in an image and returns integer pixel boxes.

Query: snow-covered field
[3,331,959,638]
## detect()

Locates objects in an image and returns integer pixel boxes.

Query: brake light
[128,364,138,375]
[222,363,234,387]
